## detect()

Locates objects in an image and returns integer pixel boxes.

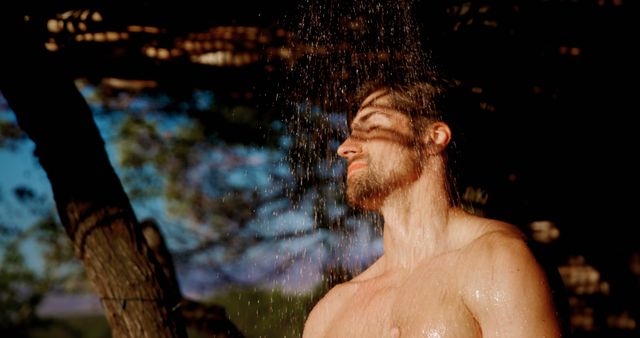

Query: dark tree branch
[141,219,244,338]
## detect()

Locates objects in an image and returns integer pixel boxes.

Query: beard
[346,151,422,210]
[346,164,387,209]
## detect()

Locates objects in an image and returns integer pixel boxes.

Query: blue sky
[0,104,55,272]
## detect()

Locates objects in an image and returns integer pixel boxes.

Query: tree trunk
[0,10,186,338]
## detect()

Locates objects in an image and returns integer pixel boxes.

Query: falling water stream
[282,0,435,268]
[267,0,440,335]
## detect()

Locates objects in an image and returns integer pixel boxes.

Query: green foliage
[0,214,87,335]
[14,315,208,338]
[25,315,111,338]
[0,241,44,333]
[115,115,166,200]
[208,286,318,338]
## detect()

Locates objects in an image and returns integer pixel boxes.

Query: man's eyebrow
[350,109,392,130]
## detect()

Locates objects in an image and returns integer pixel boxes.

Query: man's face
[338,89,425,210]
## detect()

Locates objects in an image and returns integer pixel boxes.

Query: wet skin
[303,90,562,337]
[305,215,560,337]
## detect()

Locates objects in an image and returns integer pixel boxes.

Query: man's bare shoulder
[452,214,546,291]
[457,216,536,272]
[303,283,348,338]
[455,216,563,336]
[303,259,384,338]
[456,211,526,243]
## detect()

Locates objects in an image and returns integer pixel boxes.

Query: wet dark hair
[348,78,467,207]
[349,81,444,128]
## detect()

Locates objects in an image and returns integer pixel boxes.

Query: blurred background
[0,0,637,337]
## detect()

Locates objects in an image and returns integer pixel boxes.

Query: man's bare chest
[322,271,481,337]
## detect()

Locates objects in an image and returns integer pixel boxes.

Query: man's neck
[379,173,459,271]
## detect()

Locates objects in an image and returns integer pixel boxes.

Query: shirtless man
[303,82,563,337]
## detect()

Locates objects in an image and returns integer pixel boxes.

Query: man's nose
[337,137,361,159]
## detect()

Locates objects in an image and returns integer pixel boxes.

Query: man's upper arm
[463,235,563,337]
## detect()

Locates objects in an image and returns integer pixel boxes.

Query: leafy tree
[87,82,380,291]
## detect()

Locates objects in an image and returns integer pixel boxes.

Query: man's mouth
[347,162,367,177]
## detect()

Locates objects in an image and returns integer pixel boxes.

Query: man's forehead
[351,90,395,123]
[359,89,392,110]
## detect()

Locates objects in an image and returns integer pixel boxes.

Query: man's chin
[346,192,384,211]
[346,173,388,210]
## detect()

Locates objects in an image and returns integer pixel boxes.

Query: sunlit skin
[302,90,562,337]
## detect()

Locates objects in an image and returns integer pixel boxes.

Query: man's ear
[423,122,451,154]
